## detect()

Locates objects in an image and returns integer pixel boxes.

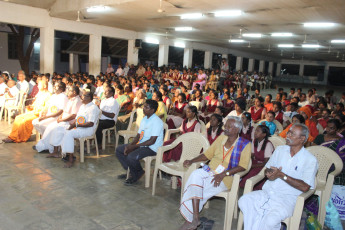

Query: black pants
[116,144,156,180]
[96,119,115,144]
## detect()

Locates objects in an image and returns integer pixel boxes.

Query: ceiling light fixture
[229,39,245,43]
[180,13,203,20]
[145,37,159,44]
[175,27,193,31]
[243,33,262,38]
[278,44,294,48]
[302,44,320,48]
[86,5,109,12]
[303,22,336,28]
[174,42,186,48]
[214,10,243,17]
[271,33,293,37]
[331,40,345,44]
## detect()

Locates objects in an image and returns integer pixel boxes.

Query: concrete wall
[0,32,21,74]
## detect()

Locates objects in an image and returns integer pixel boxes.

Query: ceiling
[3,0,345,62]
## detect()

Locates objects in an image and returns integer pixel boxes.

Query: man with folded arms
[60,91,100,168]
[239,124,318,230]
[116,99,164,185]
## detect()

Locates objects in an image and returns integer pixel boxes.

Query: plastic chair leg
[172,176,177,189]
[152,167,159,196]
[102,131,106,150]
[86,140,90,153]
[107,130,111,143]
[94,138,99,158]
[144,158,151,188]
[80,140,85,163]
[115,134,120,149]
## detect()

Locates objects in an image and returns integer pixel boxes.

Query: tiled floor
[0,82,342,230]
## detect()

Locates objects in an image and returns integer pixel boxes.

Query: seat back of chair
[199,120,207,137]
[316,123,324,135]
[91,110,102,136]
[17,91,27,111]
[306,146,343,187]
[189,101,201,111]
[127,109,137,131]
[268,136,286,149]
[163,123,169,142]
[133,108,144,131]
[273,120,283,133]
[177,132,210,164]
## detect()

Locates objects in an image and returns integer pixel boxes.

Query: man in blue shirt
[116,99,164,185]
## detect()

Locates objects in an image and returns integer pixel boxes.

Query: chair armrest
[243,169,266,195]
[166,129,180,140]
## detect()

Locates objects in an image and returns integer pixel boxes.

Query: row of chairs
[0,90,27,124]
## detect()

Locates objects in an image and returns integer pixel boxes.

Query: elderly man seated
[238,123,318,230]
[179,116,251,230]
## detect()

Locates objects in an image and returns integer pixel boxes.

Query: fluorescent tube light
[331,40,345,44]
[145,38,159,44]
[303,22,335,28]
[229,39,245,43]
[278,44,294,48]
[214,10,243,17]
[302,44,320,48]
[271,33,293,37]
[181,13,202,19]
[174,42,185,48]
[86,5,109,12]
[243,33,262,38]
[175,27,193,31]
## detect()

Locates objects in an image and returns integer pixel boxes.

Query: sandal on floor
[200,220,214,230]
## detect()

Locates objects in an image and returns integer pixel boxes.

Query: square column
[127,40,138,66]
[183,48,193,68]
[236,56,243,71]
[40,26,55,74]
[158,44,169,67]
[276,63,282,76]
[89,34,102,76]
[299,64,304,76]
[268,62,274,75]
[323,64,329,85]
[69,53,79,73]
[204,51,212,69]
[248,58,254,72]
[259,60,265,72]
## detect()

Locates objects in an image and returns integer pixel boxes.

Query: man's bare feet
[46,153,61,158]
[179,219,200,230]
[2,138,13,143]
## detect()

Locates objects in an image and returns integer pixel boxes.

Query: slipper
[197,217,208,230]
[202,220,214,230]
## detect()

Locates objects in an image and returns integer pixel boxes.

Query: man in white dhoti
[34,86,82,155]
[60,91,100,168]
[238,123,318,230]
[32,82,68,135]
[179,116,251,230]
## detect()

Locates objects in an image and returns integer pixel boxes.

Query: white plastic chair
[316,123,324,135]
[152,132,210,200]
[76,111,102,163]
[165,120,207,140]
[115,108,144,147]
[268,136,286,149]
[212,160,252,230]
[101,124,116,150]
[189,101,202,111]
[306,146,343,227]
[4,91,27,124]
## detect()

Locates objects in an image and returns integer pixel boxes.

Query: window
[8,34,18,59]
[281,64,299,75]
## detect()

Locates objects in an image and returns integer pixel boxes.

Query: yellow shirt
[155,101,167,122]
[204,135,251,189]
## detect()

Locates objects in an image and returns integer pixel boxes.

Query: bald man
[0,80,19,108]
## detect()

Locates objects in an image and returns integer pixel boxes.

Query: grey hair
[292,123,309,143]
[227,116,243,133]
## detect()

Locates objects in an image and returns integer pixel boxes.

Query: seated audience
[239,124,318,230]
[179,117,251,230]
[240,112,254,141]
[259,111,277,135]
[206,114,224,145]
[152,91,167,122]
[249,97,267,123]
[166,93,188,129]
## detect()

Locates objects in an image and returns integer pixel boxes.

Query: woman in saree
[2,81,51,143]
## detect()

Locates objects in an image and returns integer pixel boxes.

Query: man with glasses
[239,124,318,230]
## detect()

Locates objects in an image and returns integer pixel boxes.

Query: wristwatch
[225,172,230,176]
[283,174,288,181]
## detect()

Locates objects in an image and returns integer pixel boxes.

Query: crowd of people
[1,59,345,229]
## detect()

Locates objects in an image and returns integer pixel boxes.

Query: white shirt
[76,102,100,131]
[298,101,310,107]
[61,96,82,121]
[16,80,29,93]
[100,97,120,122]
[0,82,8,95]
[115,68,124,76]
[106,67,114,74]
[263,145,318,197]
[28,79,36,94]
[123,66,129,76]
[95,86,104,98]
[46,93,69,116]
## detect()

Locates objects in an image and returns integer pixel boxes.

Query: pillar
[69,53,79,73]
[259,60,265,72]
[323,64,329,85]
[276,63,282,76]
[248,58,254,72]
[183,48,193,68]
[89,34,102,76]
[158,44,169,67]
[127,40,138,66]
[268,62,274,75]
[299,63,304,76]
[236,56,243,71]
[40,26,55,74]
[204,51,212,69]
